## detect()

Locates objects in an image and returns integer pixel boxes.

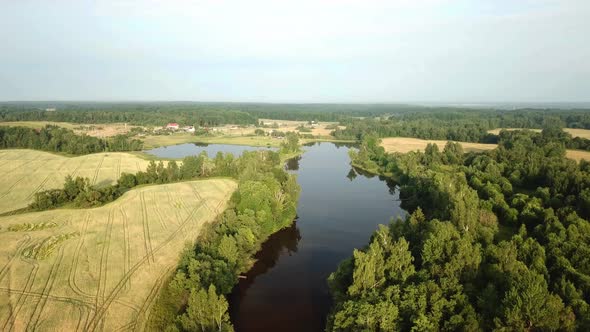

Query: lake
[228,142,406,331]
[144,142,275,158]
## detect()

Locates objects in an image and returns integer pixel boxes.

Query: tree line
[333,111,590,151]
[0,125,143,154]
[146,150,300,331]
[329,130,590,331]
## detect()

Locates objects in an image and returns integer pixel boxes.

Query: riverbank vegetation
[147,149,300,331]
[329,129,590,331]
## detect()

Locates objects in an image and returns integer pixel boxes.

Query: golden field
[380,137,497,154]
[0,150,153,214]
[380,137,590,162]
[488,127,590,139]
[0,179,236,332]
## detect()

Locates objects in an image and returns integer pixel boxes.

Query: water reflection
[229,221,301,315]
[285,156,301,171]
[346,168,357,181]
[229,142,406,332]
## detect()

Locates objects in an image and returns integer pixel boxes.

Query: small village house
[166,123,179,130]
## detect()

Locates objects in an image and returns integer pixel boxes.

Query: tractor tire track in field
[130,265,175,332]
[191,185,217,215]
[85,200,209,332]
[166,191,183,227]
[68,213,94,299]
[91,155,106,185]
[0,175,30,200]
[26,247,66,332]
[95,209,114,311]
[74,304,91,332]
[151,193,169,231]
[119,207,132,290]
[140,193,155,265]
[69,156,88,179]
[24,173,52,201]
[2,258,39,332]
[0,236,32,283]
[0,287,95,312]
[0,285,97,332]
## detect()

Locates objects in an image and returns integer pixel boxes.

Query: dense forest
[328,130,590,331]
[0,102,421,124]
[4,102,590,129]
[0,125,143,154]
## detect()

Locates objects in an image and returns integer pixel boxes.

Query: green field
[0,150,154,214]
[0,179,237,331]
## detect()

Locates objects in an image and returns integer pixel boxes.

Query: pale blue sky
[1,0,588,102]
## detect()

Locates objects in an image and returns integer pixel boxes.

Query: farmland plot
[0,150,153,214]
[380,137,590,161]
[0,179,237,331]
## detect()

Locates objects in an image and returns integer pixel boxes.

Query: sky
[1,0,589,102]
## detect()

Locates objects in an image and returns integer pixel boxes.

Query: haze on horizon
[1,0,589,103]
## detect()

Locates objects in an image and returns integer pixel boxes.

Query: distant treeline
[0,125,143,155]
[0,105,257,127]
[333,110,590,150]
[3,103,590,130]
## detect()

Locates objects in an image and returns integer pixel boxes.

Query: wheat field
[487,127,590,139]
[380,137,590,162]
[0,150,154,214]
[380,137,497,154]
[0,179,237,332]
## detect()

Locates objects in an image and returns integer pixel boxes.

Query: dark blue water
[229,142,406,332]
[144,143,275,159]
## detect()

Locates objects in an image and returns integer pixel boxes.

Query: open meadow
[0,150,153,214]
[0,179,237,332]
[380,137,590,162]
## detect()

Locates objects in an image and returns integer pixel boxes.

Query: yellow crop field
[0,179,237,332]
[486,128,542,135]
[563,128,590,139]
[487,127,590,139]
[380,137,497,154]
[380,137,590,162]
[0,150,153,214]
[565,150,590,162]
